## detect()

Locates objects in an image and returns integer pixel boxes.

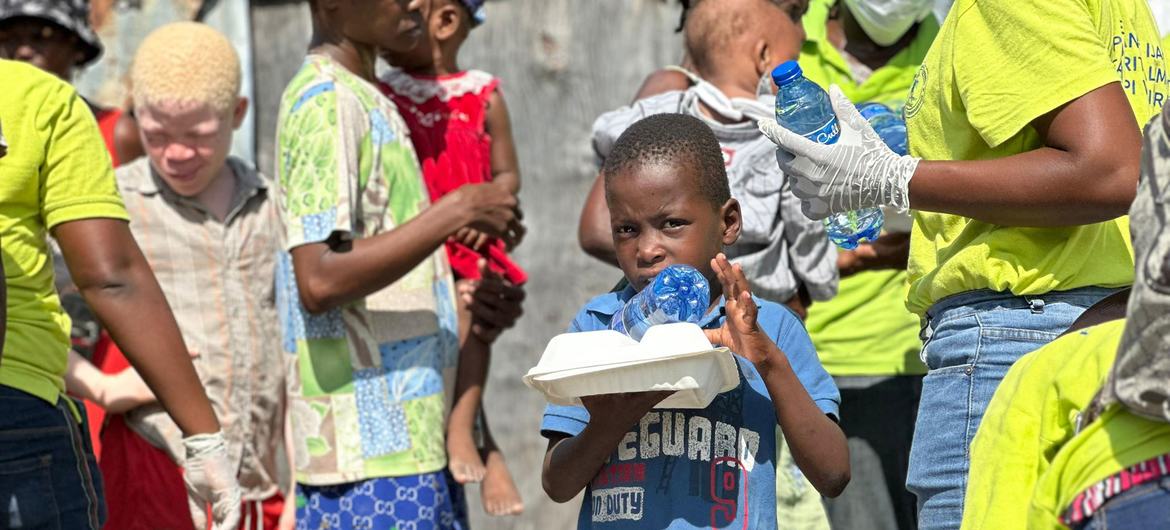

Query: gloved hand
[758,85,920,220]
[183,431,242,530]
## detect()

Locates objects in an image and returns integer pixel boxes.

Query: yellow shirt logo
[904,65,928,120]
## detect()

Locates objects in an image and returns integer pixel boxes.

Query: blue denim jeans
[906,288,1117,530]
[0,385,106,529]
[1080,475,1170,530]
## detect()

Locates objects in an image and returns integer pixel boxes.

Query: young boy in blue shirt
[541,113,849,529]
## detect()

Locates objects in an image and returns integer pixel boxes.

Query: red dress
[379,69,527,285]
[94,107,122,167]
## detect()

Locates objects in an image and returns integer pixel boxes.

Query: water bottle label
[802,119,840,145]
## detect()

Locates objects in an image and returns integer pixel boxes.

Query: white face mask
[842,0,934,46]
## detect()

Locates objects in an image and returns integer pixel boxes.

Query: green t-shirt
[0,60,129,404]
[903,0,1168,315]
[799,0,935,376]
[962,319,1124,530]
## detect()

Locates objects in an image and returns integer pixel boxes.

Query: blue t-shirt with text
[541,288,840,530]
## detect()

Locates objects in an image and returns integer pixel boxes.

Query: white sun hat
[523,322,739,409]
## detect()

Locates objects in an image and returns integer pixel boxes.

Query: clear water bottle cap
[771,61,803,87]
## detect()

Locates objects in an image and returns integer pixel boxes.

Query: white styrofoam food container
[523,323,739,409]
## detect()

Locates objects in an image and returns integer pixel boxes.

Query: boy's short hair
[603,113,731,208]
[130,22,240,114]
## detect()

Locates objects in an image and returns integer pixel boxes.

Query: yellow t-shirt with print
[0,60,129,403]
[903,0,1167,315]
[961,319,1124,530]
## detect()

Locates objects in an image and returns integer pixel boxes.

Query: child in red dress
[379,0,525,517]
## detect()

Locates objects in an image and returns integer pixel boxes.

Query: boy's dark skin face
[0,18,85,81]
[606,161,742,304]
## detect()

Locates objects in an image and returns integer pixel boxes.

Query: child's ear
[434,4,462,41]
[753,38,771,79]
[231,97,249,129]
[720,198,742,246]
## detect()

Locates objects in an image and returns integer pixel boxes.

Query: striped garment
[1062,452,1170,525]
[114,156,287,503]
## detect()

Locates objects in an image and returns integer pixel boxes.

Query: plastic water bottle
[772,61,883,250]
[610,265,711,341]
[857,102,909,156]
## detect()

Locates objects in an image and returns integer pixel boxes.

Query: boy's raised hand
[704,253,775,366]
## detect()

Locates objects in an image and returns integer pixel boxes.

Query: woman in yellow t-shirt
[760,0,1167,527]
[0,60,240,529]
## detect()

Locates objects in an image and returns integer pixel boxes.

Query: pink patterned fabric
[1062,452,1170,525]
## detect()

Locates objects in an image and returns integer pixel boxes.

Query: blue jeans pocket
[0,454,61,530]
[907,363,973,529]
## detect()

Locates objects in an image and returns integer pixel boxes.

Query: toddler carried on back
[578,0,837,318]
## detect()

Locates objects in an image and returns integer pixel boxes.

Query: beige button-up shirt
[116,156,285,501]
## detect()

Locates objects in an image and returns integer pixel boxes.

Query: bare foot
[447,429,486,483]
[481,449,524,516]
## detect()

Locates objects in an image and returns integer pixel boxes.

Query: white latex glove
[758,85,920,220]
[183,431,242,530]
